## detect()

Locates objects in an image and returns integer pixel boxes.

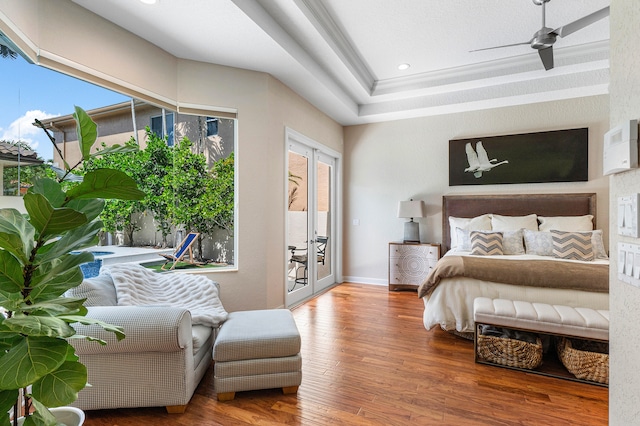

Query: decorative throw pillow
[550,230,594,261]
[455,227,471,252]
[502,229,525,255]
[449,214,492,250]
[523,230,554,256]
[591,230,608,260]
[491,214,538,231]
[539,215,594,232]
[470,231,504,256]
[65,274,117,306]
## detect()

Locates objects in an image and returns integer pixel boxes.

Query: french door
[286,129,338,307]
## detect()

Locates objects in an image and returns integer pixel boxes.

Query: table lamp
[397,199,426,243]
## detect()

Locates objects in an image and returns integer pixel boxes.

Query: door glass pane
[316,160,331,281]
[287,150,308,292]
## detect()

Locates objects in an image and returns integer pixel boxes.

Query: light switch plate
[618,194,640,237]
[619,243,640,288]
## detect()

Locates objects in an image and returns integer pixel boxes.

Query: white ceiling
[72,0,610,125]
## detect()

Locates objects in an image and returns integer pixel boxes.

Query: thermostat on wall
[603,119,638,175]
[618,194,640,237]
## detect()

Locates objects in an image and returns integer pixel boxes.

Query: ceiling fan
[472,0,610,71]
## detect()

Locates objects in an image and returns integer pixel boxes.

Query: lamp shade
[397,200,426,219]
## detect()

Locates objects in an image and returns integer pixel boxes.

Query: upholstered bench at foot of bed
[473,297,609,385]
[213,309,302,401]
[473,297,609,341]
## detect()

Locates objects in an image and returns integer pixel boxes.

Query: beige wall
[609,1,640,424]
[0,0,343,312]
[344,95,609,284]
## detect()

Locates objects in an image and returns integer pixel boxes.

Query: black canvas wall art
[449,128,588,186]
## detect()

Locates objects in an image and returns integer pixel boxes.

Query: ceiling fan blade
[538,46,554,70]
[470,40,532,53]
[553,6,610,38]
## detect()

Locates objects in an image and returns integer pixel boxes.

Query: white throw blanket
[102,264,228,327]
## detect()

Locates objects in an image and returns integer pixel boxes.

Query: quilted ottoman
[213,309,302,401]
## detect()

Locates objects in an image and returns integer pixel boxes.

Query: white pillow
[492,214,538,231]
[65,274,117,306]
[455,227,471,252]
[449,214,492,250]
[538,215,594,232]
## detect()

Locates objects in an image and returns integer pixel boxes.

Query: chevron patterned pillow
[550,230,594,261]
[470,231,504,256]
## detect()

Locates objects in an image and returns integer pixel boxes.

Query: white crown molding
[294,0,376,94]
[359,67,609,120]
[373,40,610,97]
[232,0,359,114]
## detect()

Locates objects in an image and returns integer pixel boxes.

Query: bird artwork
[464,141,509,178]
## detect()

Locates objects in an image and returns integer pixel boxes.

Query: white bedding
[421,251,609,333]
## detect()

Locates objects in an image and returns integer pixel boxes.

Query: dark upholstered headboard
[442,193,597,253]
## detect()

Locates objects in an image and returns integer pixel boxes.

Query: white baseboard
[342,276,387,286]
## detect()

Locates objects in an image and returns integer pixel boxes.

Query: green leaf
[32,361,87,407]
[66,168,145,201]
[28,178,65,208]
[24,398,57,426]
[23,193,88,237]
[38,221,102,265]
[61,315,125,341]
[29,264,86,303]
[0,389,19,421]
[0,292,22,316]
[0,209,34,264]
[73,105,97,161]
[68,334,106,346]
[65,198,105,223]
[23,297,86,317]
[4,315,76,339]
[0,336,68,389]
[0,251,23,294]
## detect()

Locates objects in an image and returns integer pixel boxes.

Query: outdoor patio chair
[289,236,328,291]
[159,232,202,270]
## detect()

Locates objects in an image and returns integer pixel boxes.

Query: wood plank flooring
[83,283,608,425]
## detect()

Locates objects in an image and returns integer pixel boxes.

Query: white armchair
[67,270,219,413]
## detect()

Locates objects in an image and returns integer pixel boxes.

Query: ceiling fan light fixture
[397,63,411,71]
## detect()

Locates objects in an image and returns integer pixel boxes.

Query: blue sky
[1,54,129,161]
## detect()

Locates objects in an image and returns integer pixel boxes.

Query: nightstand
[388,242,441,291]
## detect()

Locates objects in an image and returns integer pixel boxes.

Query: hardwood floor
[83,283,608,425]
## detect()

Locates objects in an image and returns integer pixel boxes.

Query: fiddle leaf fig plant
[0,106,145,426]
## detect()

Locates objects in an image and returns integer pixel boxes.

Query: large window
[1,44,237,270]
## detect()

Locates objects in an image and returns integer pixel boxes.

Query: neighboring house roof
[39,100,149,128]
[0,141,43,166]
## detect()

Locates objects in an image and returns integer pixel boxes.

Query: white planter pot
[17,407,85,426]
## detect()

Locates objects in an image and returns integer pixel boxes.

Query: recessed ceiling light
[398,63,411,71]
[140,0,157,4]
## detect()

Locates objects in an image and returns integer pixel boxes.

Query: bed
[418,193,609,335]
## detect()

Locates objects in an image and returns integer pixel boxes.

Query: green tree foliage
[84,129,234,256]
[198,152,234,235]
[163,137,207,235]
[82,139,145,245]
[134,131,174,245]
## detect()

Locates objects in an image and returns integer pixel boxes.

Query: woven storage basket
[557,337,609,385]
[477,333,543,369]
